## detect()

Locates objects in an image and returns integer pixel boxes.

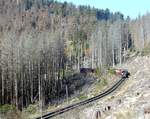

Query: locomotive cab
[115,69,130,78]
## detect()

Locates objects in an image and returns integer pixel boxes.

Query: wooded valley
[0,0,150,111]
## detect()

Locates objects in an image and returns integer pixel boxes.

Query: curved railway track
[36,77,126,119]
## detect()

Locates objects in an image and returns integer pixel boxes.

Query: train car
[80,68,95,74]
[80,68,130,78]
[115,69,130,78]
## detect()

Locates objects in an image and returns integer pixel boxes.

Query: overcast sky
[59,0,150,19]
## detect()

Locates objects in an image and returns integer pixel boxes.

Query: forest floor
[52,55,150,119]
[28,72,119,119]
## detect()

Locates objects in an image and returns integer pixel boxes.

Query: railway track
[36,77,126,119]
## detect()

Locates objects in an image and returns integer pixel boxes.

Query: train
[80,68,130,78]
[115,69,130,78]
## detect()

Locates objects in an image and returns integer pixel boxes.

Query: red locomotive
[115,69,130,78]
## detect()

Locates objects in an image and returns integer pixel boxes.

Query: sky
[59,0,150,19]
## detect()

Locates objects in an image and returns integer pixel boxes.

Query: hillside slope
[54,56,150,119]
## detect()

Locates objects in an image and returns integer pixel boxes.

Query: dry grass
[114,108,135,119]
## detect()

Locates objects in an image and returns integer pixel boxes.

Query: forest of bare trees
[0,0,149,112]
[130,13,150,53]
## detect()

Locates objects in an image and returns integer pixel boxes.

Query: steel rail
[36,77,126,119]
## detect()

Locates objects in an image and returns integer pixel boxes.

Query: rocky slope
[53,56,150,119]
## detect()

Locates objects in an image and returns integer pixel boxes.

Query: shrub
[0,104,16,114]
[25,104,37,114]
[141,47,150,56]
[101,78,108,86]
[94,78,108,93]
[108,68,116,75]
[78,94,88,100]
[95,68,102,77]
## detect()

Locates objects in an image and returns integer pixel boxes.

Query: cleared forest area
[0,0,150,118]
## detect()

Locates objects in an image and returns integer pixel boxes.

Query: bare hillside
[54,56,150,119]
